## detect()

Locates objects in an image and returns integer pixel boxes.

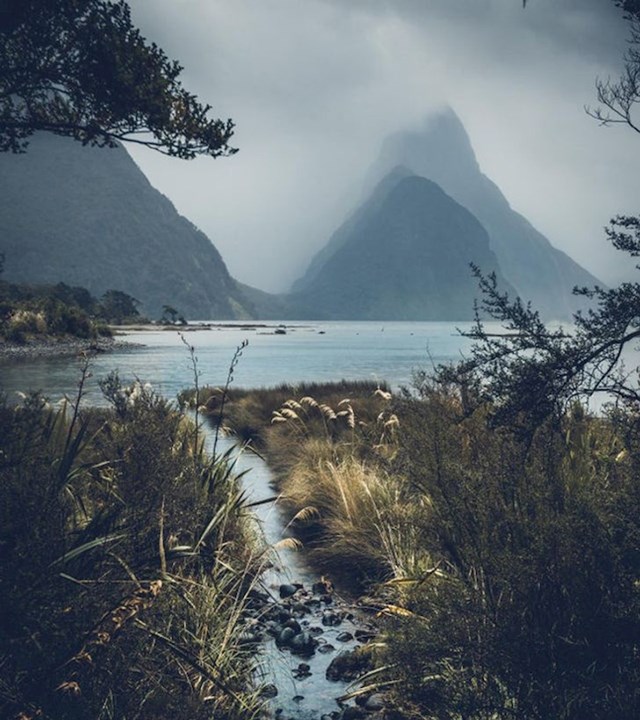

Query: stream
[207,431,383,720]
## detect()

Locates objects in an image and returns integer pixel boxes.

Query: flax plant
[0,368,263,720]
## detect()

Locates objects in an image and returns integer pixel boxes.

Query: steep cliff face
[290,173,516,320]
[0,133,255,319]
[368,109,600,319]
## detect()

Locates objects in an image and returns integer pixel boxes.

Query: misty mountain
[365,109,600,319]
[289,172,516,320]
[0,133,256,320]
[291,165,414,293]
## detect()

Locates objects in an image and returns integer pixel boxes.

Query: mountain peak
[367,109,599,319]
[289,166,515,320]
[377,108,480,189]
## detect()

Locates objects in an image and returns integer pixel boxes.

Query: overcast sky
[127,0,640,293]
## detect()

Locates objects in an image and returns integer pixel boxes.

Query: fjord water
[0,321,480,403]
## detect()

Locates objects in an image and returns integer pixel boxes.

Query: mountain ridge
[366,109,600,318]
[288,172,517,320]
[0,133,257,320]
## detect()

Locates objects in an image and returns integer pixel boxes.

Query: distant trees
[0,281,146,341]
[98,289,141,324]
[0,0,237,158]
[161,304,186,325]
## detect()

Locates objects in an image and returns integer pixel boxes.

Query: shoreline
[0,335,142,361]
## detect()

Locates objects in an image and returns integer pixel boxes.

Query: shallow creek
[207,432,383,720]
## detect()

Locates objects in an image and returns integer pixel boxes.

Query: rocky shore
[0,335,140,361]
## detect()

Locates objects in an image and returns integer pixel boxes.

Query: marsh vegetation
[0,365,267,720]
[185,366,640,720]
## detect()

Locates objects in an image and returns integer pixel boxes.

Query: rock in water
[326,647,373,682]
[279,583,299,599]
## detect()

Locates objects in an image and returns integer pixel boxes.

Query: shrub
[378,388,640,720]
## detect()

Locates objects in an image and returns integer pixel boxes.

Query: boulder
[326,647,373,682]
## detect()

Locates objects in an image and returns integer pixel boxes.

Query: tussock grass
[281,453,433,581]
[179,378,388,446]
[191,380,413,587]
[192,377,640,720]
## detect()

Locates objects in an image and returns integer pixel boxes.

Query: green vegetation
[0,368,265,720]
[0,280,149,343]
[161,304,187,326]
[193,352,640,719]
[383,388,640,720]
[192,202,640,719]
[180,379,389,446]
[181,380,398,581]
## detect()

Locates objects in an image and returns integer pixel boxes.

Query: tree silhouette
[0,0,237,158]
[442,1,640,429]
[586,1,640,134]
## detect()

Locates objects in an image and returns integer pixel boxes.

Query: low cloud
[128,0,640,291]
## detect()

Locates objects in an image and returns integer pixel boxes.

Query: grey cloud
[127,0,640,292]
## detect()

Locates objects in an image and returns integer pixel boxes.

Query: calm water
[0,321,480,404]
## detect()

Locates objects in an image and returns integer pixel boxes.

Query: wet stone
[317,642,335,654]
[309,625,325,636]
[293,662,312,679]
[322,610,342,626]
[354,628,376,643]
[259,683,278,699]
[279,583,299,599]
[292,601,312,615]
[364,694,385,712]
[290,631,319,656]
[276,627,296,646]
[283,618,301,633]
[336,631,354,642]
[326,648,373,682]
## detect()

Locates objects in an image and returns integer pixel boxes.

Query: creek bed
[209,432,384,720]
